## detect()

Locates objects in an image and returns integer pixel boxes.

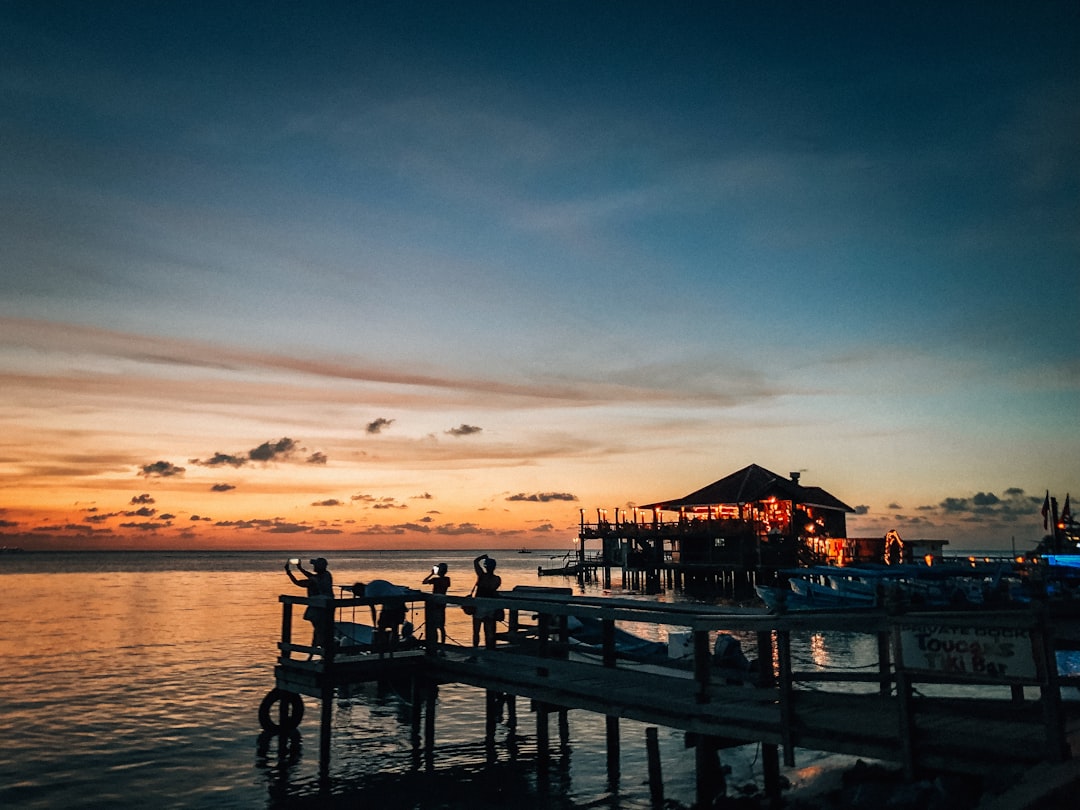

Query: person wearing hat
[286,557,334,655]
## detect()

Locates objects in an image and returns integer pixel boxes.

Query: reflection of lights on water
[810,632,828,668]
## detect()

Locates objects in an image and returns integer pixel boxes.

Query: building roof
[640,463,856,513]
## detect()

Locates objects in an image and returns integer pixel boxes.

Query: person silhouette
[422,563,451,644]
[471,554,502,649]
[286,557,333,655]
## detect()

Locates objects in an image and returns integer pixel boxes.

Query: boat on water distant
[756,561,1030,613]
[517,548,532,554]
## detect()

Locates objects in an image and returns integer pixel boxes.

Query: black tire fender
[258,688,305,732]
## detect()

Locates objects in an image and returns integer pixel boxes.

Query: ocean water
[0,548,979,809]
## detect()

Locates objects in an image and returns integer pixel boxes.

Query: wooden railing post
[776,629,795,766]
[280,597,293,661]
[602,619,616,668]
[693,628,711,704]
[877,630,892,697]
[320,597,336,663]
[424,596,436,657]
[755,630,775,688]
[891,623,916,780]
[1033,612,1069,762]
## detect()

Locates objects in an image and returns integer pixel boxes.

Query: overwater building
[576,463,947,591]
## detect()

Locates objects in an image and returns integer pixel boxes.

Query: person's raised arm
[285,561,303,587]
[474,554,487,576]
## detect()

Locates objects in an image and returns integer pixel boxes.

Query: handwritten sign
[898,623,1037,681]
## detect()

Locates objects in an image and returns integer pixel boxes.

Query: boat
[537,562,582,577]
[517,548,532,554]
[562,615,753,679]
[757,561,1031,613]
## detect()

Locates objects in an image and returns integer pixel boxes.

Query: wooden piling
[536,701,550,771]
[606,715,620,781]
[645,726,662,809]
[424,687,436,767]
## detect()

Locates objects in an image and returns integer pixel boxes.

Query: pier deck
[264,590,1080,802]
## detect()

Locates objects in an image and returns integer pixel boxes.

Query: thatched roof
[640,463,855,513]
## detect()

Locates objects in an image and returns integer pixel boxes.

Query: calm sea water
[0,548,1010,809]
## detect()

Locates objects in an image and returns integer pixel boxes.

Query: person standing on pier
[471,554,502,649]
[422,563,451,644]
[286,557,334,654]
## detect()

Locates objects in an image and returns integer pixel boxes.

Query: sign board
[897,622,1038,682]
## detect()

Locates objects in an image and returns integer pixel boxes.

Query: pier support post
[694,734,725,809]
[762,742,781,806]
[646,726,662,809]
[485,691,500,740]
[536,702,551,772]
[410,677,422,747]
[424,686,437,769]
[506,694,518,730]
[606,715,620,782]
[318,683,333,781]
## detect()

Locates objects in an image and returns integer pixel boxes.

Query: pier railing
[273,590,1080,783]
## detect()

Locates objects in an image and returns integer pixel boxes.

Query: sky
[1,2,1077,553]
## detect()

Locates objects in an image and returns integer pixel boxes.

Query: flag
[1042,491,1051,530]
[1063,494,1072,525]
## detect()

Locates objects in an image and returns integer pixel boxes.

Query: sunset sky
[2,2,1077,552]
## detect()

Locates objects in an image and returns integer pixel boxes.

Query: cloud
[0,518,18,528]
[130,493,155,505]
[920,489,1043,525]
[215,518,313,533]
[192,441,317,467]
[312,499,343,507]
[506,492,578,503]
[412,492,434,500]
[248,437,298,462]
[123,507,157,517]
[367,418,395,434]
[189,452,247,468]
[853,504,870,515]
[265,522,314,534]
[140,460,185,477]
[446,424,482,437]
[211,483,235,492]
[431,522,501,536]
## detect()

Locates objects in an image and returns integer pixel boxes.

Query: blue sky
[1,2,1077,550]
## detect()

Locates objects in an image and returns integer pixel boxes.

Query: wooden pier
[261,590,1080,806]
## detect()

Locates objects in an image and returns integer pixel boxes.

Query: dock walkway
[263,589,1080,805]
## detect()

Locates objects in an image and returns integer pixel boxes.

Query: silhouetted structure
[577,464,947,593]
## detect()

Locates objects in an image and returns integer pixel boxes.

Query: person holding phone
[471,554,502,649]
[286,557,333,656]
[421,563,450,644]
